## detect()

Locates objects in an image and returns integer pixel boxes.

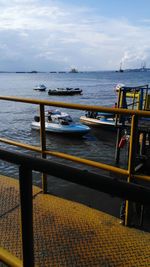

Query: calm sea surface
[0,71,150,215]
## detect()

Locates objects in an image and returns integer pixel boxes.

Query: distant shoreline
[0,68,150,73]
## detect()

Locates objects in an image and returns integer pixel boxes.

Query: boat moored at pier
[80,111,117,130]
[0,90,150,266]
[80,84,150,130]
[31,109,90,136]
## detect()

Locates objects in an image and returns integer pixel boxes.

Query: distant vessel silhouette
[116,62,123,72]
[126,62,149,72]
[140,61,147,72]
[70,68,78,73]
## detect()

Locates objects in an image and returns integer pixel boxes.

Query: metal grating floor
[0,175,150,267]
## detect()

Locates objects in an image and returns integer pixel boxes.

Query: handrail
[0,96,150,266]
[0,95,150,116]
[0,148,150,205]
[0,96,149,184]
[0,137,129,176]
[0,247,22,267]
[0,148,150,267]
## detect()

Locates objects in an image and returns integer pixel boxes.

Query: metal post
[139,88,144,110]
[139,205,144,227]
[115,88,127,164]
[140,132,146,155]
[40,104,47,193]
[19,165,34,267]
[115,127,122,164]
[125,115,138,226]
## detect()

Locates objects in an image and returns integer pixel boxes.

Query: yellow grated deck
[0,175,150,267]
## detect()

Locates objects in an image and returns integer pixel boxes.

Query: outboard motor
[34,116,40,122]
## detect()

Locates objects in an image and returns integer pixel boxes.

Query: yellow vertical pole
[125,114,138,226]
[119,90,123,109]
[40,104,47,193]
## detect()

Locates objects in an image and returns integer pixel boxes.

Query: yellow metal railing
[0,96,150,177]
[0,137,129,177]
[0,95,150,115]
[1,148,150,267]
[0,96,150,266]
[0,96,150,185]
[0,247,22,267]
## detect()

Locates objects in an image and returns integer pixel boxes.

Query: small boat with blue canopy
[80,84,150,130]
[32,110,90,136]
[80,111,116,130]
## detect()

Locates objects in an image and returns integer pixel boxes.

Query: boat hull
[48,89,82,96]
[33,88,46,91]
[80,116,116,131]
[33,84,47,91]
[31,121,90,136]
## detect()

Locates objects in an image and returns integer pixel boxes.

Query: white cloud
[0,1,150,70]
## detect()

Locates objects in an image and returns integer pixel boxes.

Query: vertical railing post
[140,132,146,155]
[40,104,47,193]
[125,114,138,226]
[115,87,127,165]
[115,127,122,164]
[19,165,34,267]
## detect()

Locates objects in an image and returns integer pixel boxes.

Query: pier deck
[0,175,150,267]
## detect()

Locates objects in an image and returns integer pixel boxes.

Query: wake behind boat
[31,110,90,136]
[48,87,82,96]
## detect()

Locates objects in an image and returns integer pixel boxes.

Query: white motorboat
[33,84,47,91]
[80,111,117,131]
[31,110,90,136]
[48,87,82,95]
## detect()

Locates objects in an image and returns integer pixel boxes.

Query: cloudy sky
[0,0,150,71]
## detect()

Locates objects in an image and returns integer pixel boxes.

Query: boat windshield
[85,111,98,118]
[64,116,73,122]
[58,115,73,125]
[47,110,61,116]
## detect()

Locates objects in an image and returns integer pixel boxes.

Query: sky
[0,0,150,72]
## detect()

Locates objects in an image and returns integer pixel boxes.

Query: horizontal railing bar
[0,96,150,116]
[120,84,149,90]
[45,150,128,176]
[0,137,41,152]
[0,247,22,267]
[134,174,150,182]
[0,148,150,205]
[0,137,128,176]
[1,137,150,182]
